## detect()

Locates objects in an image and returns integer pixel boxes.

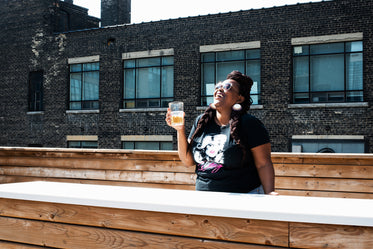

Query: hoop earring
[232,103,242,111]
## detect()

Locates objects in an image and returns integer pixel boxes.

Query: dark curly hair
[188,71,253,154]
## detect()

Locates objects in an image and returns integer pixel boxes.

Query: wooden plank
[274,163,373,179]
[0,176,195,190]
[0,156,193,172]
[290,222,373,249]
[0,241,49,248]
[271,153,373,166]
[276,176,373,193]
[276,189,373,199]
[0,216,285,249]
[0,198,289,247]
[0,166,196,185]
[0,148,181,161]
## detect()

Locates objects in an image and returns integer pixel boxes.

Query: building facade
[0,0,372,153]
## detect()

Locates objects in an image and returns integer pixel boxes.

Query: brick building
[0,0,372,153]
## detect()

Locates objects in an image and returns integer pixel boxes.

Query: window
[28,71,44,111]
[121,135,173,151]
[68,141,98,148]
[293,41,363,103]
[201,47,261,106]
[67,135,98,148]
[123,50,174,109]
[292,135,365,153]
[69,61,99,110]
[122,141,173,150]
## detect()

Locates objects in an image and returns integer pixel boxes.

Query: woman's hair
[188,71,253,154]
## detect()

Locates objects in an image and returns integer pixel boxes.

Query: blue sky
[73,0,324,24]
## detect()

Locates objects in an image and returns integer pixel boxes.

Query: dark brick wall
[0,0,372,152]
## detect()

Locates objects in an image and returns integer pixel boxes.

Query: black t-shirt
[188,113,270,193]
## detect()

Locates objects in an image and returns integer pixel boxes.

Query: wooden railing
[0,147,373,198]
[0,181,372,249]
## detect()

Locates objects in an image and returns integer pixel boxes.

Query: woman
[166,71,277,195]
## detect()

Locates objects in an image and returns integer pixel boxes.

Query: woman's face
[213,79,243,110]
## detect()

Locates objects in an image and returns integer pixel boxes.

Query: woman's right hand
[165,108,185,131]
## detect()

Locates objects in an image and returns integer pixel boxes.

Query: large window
[28,71,44,111]
[201,48,260,106]
[121,135,173,151]
[123,54,174,109]
[69,62,99,110]
[293,41,363,103]
[122,141,173,150]
[67,135,98,148]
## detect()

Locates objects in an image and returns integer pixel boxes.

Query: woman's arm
[251,143,277,195]
[166,109,195,166]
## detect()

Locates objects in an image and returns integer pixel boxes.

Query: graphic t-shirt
[188,114,270,193]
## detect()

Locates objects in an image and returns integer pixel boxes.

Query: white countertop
[0,181,372,227]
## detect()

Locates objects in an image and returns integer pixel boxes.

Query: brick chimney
[101,0,131,26]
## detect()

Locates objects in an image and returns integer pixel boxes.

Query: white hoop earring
[232,103,242,111]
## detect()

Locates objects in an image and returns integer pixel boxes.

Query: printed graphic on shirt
[194,134,227,173]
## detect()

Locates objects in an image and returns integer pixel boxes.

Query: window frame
[121,135,173,151]
[28,70,44,112]
[68,56,100,110]
[122,49,174,109]
[292,33,363,104]
[200,42,261,107]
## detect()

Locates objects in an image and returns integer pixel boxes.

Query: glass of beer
[169,101,184,126]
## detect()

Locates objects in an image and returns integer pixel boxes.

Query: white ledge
[119,108,167,113]
[288,102,368,109]
[0,181,372,227]
[66,110,100,114]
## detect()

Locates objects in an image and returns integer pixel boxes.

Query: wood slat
[276,189,373,199]
[276,176,373,193]
[0,166,196,185]
[0,198,289,247]
[0,176,195,189]
[0,216,285,249]
[0,241,48,249]
[274,163,373,179]
[0,156,192,172]
[290,222,373,249]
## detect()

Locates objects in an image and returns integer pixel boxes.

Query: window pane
[83,72,99,100]
[124,69,135,99]
[216,61,244,81]
[83,62,99,71]
[162,57,174,66]
[216,50,244,61]
[160,142,173,150]
[138,57,161,67]
[70,73,82,101]
[202,63,215,95]
[123,141,135,149]
[161,66,174,97]
[293,45,309,56]
[81,141,98,148]
[347,91,363,102]
[346,41,363,52]
[246,60,260,94]
[346,53,363,90]
[68,141,81,148]
[135,141,159,150]
[293,57,309,92]
[246,49,260,59]
[310,54,344,91]
[202,53,215,62]
[124,60,135,68]
[70,64,81,72]
[137,67,161,98]
[310,43,344,54]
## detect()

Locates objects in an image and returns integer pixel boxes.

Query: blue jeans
[248,185,265,194]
